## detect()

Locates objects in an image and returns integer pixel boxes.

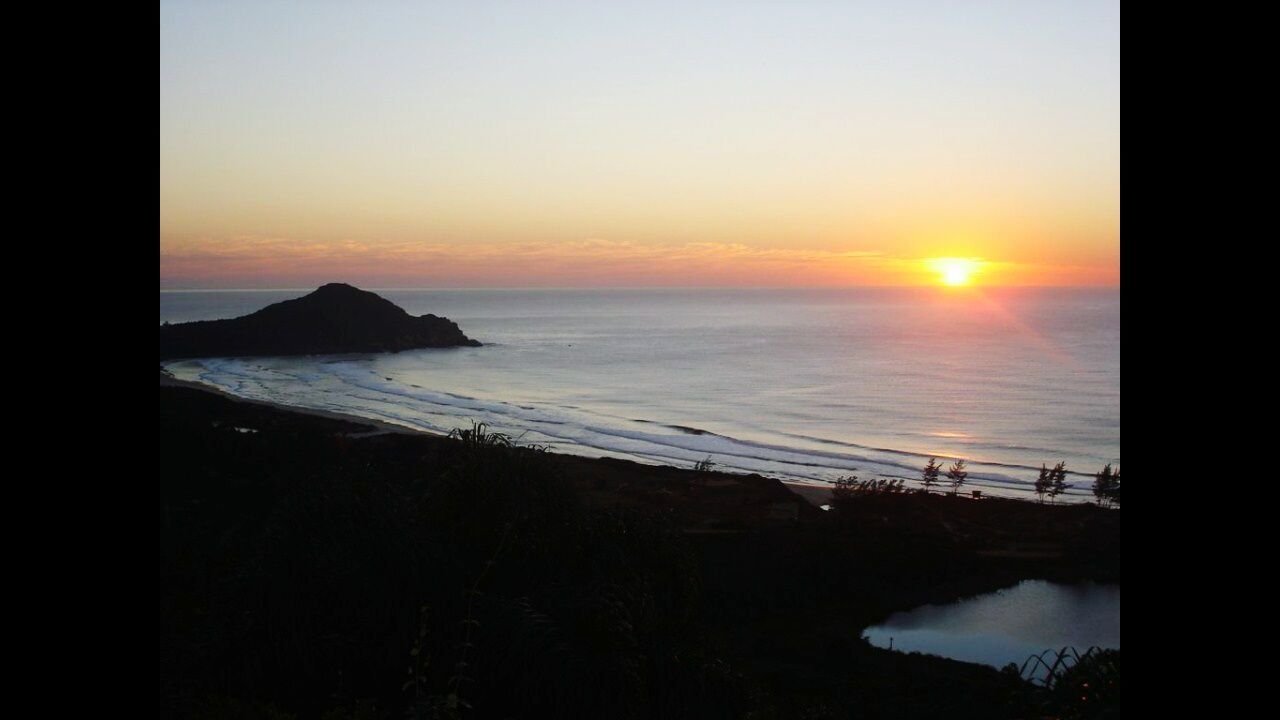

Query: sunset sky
[160,1,1119,289]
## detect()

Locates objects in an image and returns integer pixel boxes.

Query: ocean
[160,287,1119,500]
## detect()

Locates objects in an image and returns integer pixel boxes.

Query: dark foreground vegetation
[161,382,1120,720]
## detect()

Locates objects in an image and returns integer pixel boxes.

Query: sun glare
[927,258,981,287]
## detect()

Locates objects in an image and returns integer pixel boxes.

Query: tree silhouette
[921,458,941,494]
[1034,464,1052,503]
[946,459,968,495]
[1092,464,1116,507]
[1048,461,1070,503]
[1109,467,1120,506]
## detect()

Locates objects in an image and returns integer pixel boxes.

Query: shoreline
[161,371,1105,507]
[157,371,1121,545]
[162,370,844,507]
[161,372,427,438]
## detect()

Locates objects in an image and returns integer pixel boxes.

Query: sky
[160,1,1119,289]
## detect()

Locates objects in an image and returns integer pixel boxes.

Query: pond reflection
[863,580,1119,670]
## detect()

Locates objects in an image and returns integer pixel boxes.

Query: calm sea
[160,287,1119,499]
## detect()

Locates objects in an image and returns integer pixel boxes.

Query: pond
[862,580,1119,672]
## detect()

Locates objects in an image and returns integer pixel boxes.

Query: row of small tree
[1034,462,1072,503]
[1033,461,1122,507]
[923,457,1121,507]
[921,457,968,495]
[832,457,1120,507]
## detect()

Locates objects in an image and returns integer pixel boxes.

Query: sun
[927,258,981,287]
[941,262,972,286]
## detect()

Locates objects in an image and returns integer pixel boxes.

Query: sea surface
[862,580,1120,673]
[161,287,1119,499]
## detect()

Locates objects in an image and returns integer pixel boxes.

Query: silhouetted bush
[921,457,941,494]
[1091,464,1120,508]
[1035,464,1052,503]
[1049,649,1120,719]
[831,474,859,507]
[947,459,968,495]
[1049,461,1071,503]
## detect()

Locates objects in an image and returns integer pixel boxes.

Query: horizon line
[160,284,1121,293]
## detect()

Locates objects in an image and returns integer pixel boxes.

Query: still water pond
[863,580,1119,670]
